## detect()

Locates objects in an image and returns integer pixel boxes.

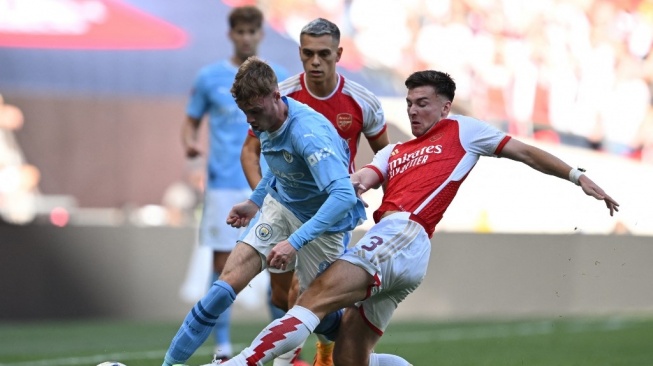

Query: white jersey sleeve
[342,79,387,138]
[278,74,302,96]
[367,143,396,182]
[449,114,508,157]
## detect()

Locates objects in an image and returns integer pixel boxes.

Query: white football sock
[234,306,319,365]
[272,340,303,366]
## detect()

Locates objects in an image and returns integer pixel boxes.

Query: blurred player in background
[179,5,287,361]
[222,69,619,366]
[240,17,389,366]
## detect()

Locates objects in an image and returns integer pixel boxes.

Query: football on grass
[96,363,127,366]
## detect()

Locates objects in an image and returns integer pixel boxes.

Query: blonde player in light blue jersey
[162,56,365,366]
[180,5,287,362]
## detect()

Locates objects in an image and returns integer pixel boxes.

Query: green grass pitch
[1,315,653,365]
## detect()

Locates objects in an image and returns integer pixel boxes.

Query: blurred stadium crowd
[2,0,652,226]
[242,0,653,162]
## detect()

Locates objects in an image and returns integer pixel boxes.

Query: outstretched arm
[499,138,620,216]
[267,177,358,270]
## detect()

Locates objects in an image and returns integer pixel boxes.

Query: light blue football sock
[212,273,232,357]
[162,280,236,365]
[314,308,343,342]
[267,283,287,321]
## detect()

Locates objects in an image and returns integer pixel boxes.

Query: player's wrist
[287,235,304,251]
[568,167,585,186]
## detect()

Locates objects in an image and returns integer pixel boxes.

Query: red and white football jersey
[279,73,387,173]
[365,115,511,237]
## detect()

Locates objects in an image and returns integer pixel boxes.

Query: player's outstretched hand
[578,175,619,216]
[226,200,260,228]
[353,181,369,208]
[267,240,297,271]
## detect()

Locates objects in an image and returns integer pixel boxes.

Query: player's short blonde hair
[231,56,278,105]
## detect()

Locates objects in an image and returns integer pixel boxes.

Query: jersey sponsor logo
[336,113,353,131]
[283,150,294,163]
[307,147,335,166]
[269,168,305,187]
[255,223,273,241]
[388,145,442,178]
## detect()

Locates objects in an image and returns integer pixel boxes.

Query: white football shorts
[239,195,347,291]
[339,212,431,334]
[199,188,251,252]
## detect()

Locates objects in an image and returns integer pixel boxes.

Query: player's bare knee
[218,252,262,293]
[218,269,252,294]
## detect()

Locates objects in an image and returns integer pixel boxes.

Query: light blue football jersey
[254,97,366,233]
[187,59,288,189]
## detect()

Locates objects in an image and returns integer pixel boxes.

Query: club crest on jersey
[336,113,353,131]
[283,150,293,163]
[255,223,273,241]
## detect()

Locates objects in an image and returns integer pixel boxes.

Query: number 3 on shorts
[361,236,383,251]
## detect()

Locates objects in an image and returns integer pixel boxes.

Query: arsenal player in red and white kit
[242,71,386,174]
[222,70,620,366]
[368,113,510,237]
[278,72,386,173]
